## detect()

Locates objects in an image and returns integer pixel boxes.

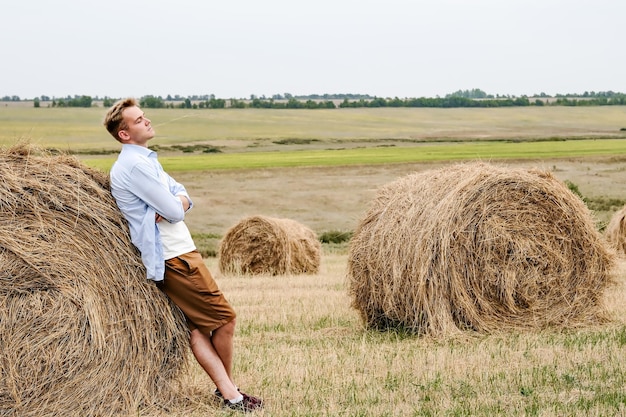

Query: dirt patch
[178,157,626,237]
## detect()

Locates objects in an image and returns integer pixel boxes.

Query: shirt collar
[121,144,157,158]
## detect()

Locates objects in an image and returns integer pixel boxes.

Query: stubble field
[2,104,626,416]
[178,157,626,239]
[176,159,626,417]
[141,108,626,417]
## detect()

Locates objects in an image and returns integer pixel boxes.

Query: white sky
[2,0,624,99]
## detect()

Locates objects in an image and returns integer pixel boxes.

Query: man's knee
[224,317,237,332]
[216,318,236,336]
[189,328,208,348]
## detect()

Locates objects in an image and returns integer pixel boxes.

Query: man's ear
[117,130,130,142]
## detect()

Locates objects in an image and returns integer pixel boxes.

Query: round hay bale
[605,204,626,256]
[219,215,321,276]
[347,162,615,337]
[0,145,190,416]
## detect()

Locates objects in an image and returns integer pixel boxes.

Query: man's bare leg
[189,328,239,400]
[211,318,236,382]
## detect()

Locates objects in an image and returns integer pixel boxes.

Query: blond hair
[103,98,138,142]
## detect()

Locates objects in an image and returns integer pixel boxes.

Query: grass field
[3,105,626,416]
[2,105,626,174]
[1,105,625,153]
[158,254,626,417]
[81,139,626,173]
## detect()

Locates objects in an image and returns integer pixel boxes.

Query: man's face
[119,105,155,146]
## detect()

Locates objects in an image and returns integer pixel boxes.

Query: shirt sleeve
[167,174,194,212]
[127,161,187,223]
[139,205,163,280]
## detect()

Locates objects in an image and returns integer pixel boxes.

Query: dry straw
[0,144,190,416]
[219,215,321,276]
[347,162,616,337]
[605,204,626,256]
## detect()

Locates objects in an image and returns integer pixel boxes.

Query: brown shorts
[159,250,236,334]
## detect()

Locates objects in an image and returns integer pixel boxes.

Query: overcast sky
[2,0,624,99]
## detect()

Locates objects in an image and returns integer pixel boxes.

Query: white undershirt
[156,170,196,260]
[158,218,196,260]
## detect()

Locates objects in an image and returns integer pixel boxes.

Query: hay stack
[219,215,321,276]
[347,162,615,337]
[0,145,190,416]
[605,204,626,256]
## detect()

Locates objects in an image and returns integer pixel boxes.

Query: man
[104,98,263,413]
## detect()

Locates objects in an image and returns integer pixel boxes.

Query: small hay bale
[219,215,321,276]
[0,145,190,416]
[605,204,626,256]
[347,162,615,337]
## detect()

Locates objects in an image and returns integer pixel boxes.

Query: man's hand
[178,195,190,211]
[155,213,164,223]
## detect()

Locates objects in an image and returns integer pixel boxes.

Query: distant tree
[387,97,404,107]
[75,95,92,107]
[229,99,246,108]
[286,98,304,109]
[33,97,40,108]
[140,95,165,108]
[208,98,226,108]
[61,95,92,107]
[368,97,387,107]
[250,98,274,108]
[446,88,489,99]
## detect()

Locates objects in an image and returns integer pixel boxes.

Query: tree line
[31,95,93,108]
[4,90,626,109]
[134,93,626,109]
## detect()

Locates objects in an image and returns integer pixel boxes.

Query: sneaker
[222,392,264,413]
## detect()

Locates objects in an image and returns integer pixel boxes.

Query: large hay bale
[0,145,190,416]
[219,215,321,276]
[347,162,615,337]
[605,204,626,256]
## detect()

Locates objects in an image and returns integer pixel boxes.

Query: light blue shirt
[110,144,193,281]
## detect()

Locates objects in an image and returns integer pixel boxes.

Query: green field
[82,138,626,172]
[2,104,626,172]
